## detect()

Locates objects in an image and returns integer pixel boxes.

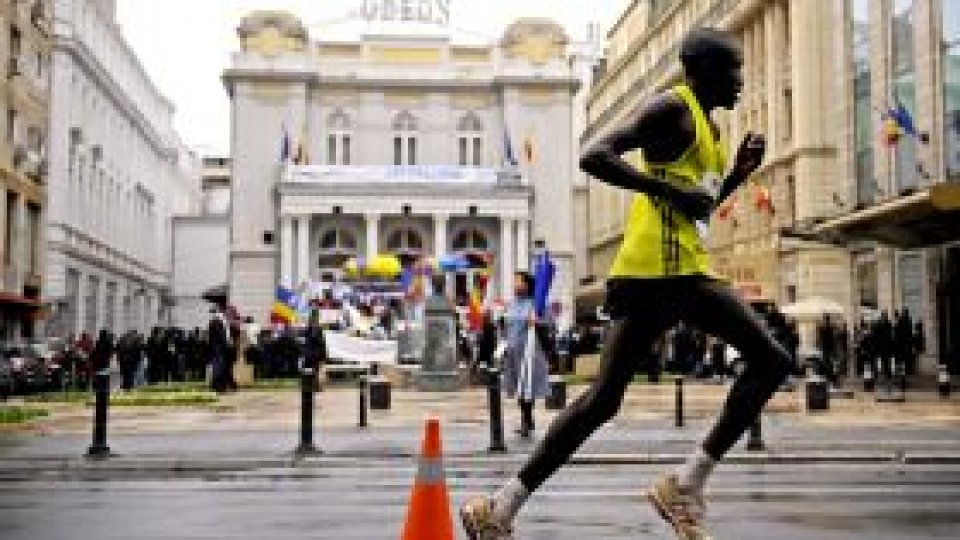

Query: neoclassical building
[44,0,200,338]
[224,12,587,326]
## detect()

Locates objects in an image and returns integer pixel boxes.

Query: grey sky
[116,0,627,156]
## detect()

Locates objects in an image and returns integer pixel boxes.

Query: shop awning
[789,183,960,249]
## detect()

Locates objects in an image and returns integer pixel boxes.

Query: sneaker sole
[646,489,706,540]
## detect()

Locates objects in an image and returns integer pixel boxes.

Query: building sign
[361,0,451,26]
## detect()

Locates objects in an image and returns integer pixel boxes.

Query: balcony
[283,164,525,186]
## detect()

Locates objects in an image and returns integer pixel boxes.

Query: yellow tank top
[609,83,728,279]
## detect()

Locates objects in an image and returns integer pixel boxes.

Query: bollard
[486,366,506,453]
[675,377,684,428]
[358,375,368,428]
[746,416,765,451]
[545,374,566,410]
[86,369,112,458]
[295,367,320,456]
[863,361,875,392]
[938,364,951,398]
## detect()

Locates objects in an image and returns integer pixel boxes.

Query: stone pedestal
[416,295,461,391]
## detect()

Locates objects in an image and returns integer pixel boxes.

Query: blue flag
[533,250,556,319]
[889,100,918,139]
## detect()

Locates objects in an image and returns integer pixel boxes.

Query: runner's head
[679,27,742,109]
[514,271,534,299]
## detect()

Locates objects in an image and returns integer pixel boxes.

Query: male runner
[460,27,793,540]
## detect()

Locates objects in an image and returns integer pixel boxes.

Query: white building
[43,0,200,338]
[224,12,588,327]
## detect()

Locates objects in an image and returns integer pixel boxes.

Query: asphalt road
[1,459,958,539]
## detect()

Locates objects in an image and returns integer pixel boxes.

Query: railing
[284,165,525,185]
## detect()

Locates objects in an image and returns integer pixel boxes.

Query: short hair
[679,27,739,71]
[515,271,535,299]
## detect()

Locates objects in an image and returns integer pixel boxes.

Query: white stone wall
[171,216,229,330]
[44,0,199,337]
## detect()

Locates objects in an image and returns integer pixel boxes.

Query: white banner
[325,331,398,365]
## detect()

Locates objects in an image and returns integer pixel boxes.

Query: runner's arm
[579,96,714,221]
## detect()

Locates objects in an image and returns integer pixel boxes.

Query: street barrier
[545,374,566,410]
[85,369,112,459]
[747,416,765,451]
[675,377,684,428]
[485,366,506,453]
[369,376,392,410]
[295,366,321,456]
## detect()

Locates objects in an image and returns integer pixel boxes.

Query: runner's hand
[674,184,715,221]
[732,133,766,177]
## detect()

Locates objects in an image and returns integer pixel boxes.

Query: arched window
[317,226,358,271]
[457,112,484,166]
[392,111,418,165]
[326,109,352,165]
[319,227,357,251]
[452,228,488,251]
[386,227,424,253]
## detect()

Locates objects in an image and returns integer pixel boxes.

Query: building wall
[44,0,198,337]
[172,216,228,330]
[227,13,580,326]
[0,0,52,340]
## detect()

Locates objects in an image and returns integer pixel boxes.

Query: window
[890,0,918,193]
[10,26,21,57]
[319,227,357,251]
[386,227,424,253]
[898,252,923,320]
[392,111,418,165]
[5,109,15,145]
[326,109,353,165]
[944,0,960,181]
[457,112,484,166]
[856,259,878,309]
[26,203,40,274]
[4,192,15,267]
[452,228,489,251]
[851,0,874,204]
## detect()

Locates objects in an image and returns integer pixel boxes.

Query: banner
[325,331,398,365]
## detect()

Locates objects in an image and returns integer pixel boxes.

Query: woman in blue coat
[502,271,551,439]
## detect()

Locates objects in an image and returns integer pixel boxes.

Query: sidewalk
[1,382,957,469]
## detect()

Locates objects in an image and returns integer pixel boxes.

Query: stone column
[296,215,310,287]
[433,214,448,257]
[516,218,530,271]
[500,218,515,303]
[280,216,294,288]
[365,213,380,262]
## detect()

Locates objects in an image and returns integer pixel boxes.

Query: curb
[1,451,959,477]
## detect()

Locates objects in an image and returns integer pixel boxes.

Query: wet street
[0,458,958,539]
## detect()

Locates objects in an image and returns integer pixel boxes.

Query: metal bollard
[486,366,506,453]
[295,367,320,456]
[358,375,368,428]
[86,369,112,458]
[863,361,875,392]
[938,364,951,398]
[675,377,684,428]
[746,416,765,451]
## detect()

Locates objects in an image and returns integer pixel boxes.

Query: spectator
[502,271,551,439]
[208,309,232,393]
[304,309,328,390]
[89,330,114,376]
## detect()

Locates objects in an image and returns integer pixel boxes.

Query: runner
[460,27,792,540]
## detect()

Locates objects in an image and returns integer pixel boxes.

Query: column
[500,218,515,303]
[434,214,451,296]
[13,196,26,291]
[280,216,294,288]
[516,218,529,271]
[296,215,310,287]
[365,213,380,262]
[433,213,448,257]
[75,271,87,337]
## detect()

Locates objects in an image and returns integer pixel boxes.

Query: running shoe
[646,474,712,540]
[460,495,515,540]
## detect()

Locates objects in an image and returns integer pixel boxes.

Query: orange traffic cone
[400,417,454,540]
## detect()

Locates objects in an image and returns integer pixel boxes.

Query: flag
[503,128,518,166]
[716,194,738,220]
[889,99,918,139]
[881,116,902,147]
[279,122,291,163]
[522,132,535,165]
[293,127,309,165]
[753,182,774,214]
[466,272,486,332]
[533,250,556,319]
[270,285,298,325]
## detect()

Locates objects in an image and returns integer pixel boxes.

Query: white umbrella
[781,297,845,319]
